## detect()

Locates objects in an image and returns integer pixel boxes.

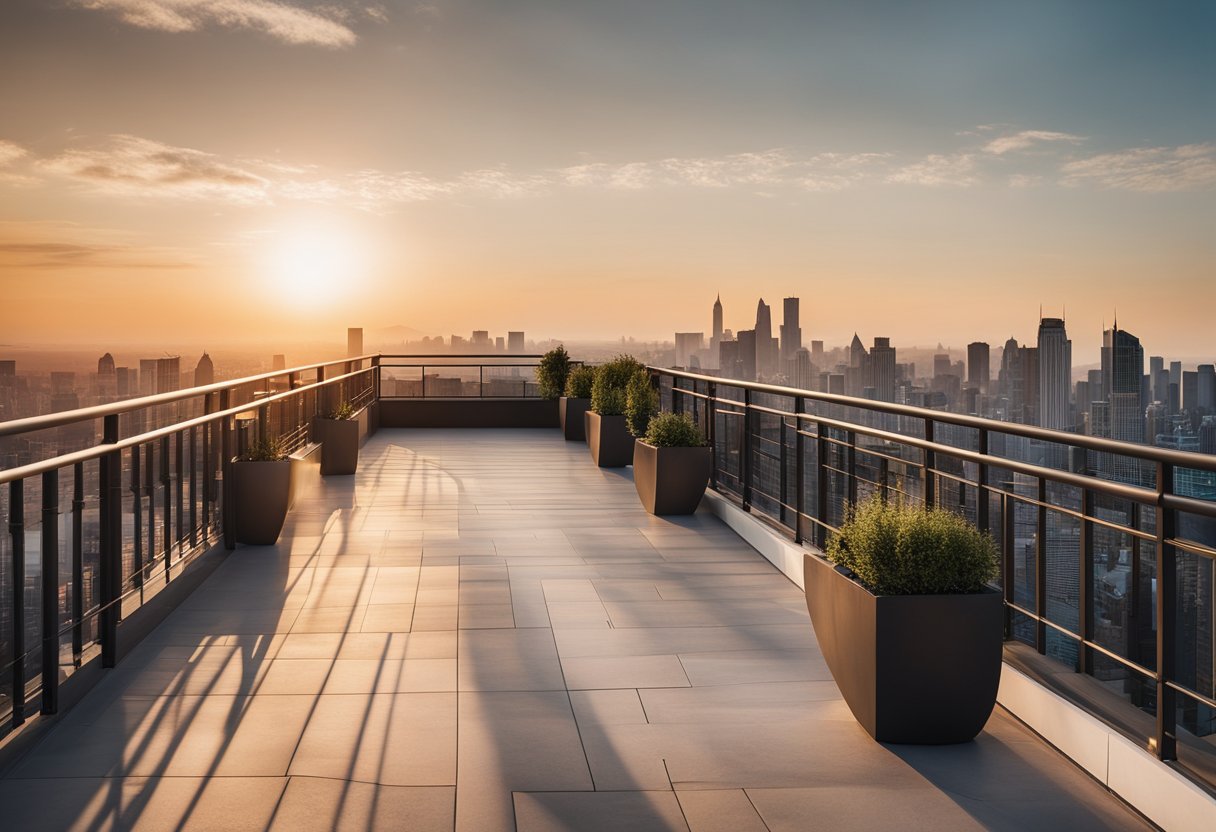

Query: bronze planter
[587,412,634,467]
[231,460,291,545]
[560,397,590,441]
[316,417,359,475]
[803,553,1003,744]
[632,441,711,515]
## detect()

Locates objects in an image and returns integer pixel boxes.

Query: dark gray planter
[587,412,634,467]
[632,441,711,515]
[560,397,590,441]
[803,553,1003,744]
[232,460,291,545]
[316,416,359,475]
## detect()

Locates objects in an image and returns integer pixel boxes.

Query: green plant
[565,364,595,399]
[827,496,998,596]
[590,355,644,415]
[625,369,659,437]
[537,345,572,400]
[644,412,706,447]
[325,400,356,420]
[242,434,288,462]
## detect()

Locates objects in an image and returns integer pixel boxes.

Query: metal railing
[652,366,1216,782]
[0,355,378,731]
[378,354,582,399]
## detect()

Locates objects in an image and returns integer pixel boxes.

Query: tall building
[737,329,757,381]
[194,353,214,387]
[98,352,116,376]
[156,356,181,394]
[271,354,287,372]
[1198,364,1216,412]
[507,332,525,353]
[674,333,705,369]
[1037,317,1072,431]
[139,358,158,396]
[870,337,896,402]
[967,342,990,393]
[347,327,364,357]
[1149,356,1166,402]
[779,297,801,366]
[711,294,724,366]
[793,347,813,390]
[471,331,491,349]
[1099,324,1145,483]
[754,300,777,378]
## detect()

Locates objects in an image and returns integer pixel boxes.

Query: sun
[260,223,368,305]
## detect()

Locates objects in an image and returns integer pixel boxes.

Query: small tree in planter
[804,496,1001,744]
[625,369,659,439]
[561,364,595,442]
[537,345,572,400]
[632,412,711,515]
[232,433,291,545]
[587,355,644,467]
[316,399,359,476]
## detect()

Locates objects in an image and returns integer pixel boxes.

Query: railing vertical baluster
[1036,477,1048,654]
[741,388,752,510]
[479,365,484,398]
[9,479,26,728]
[99,414,120,668]
[923,418,936,508]
[71,462,83,663]
[707,382,717,490]
[794,397,805,544]
[220,389,235,551]
[161,435,171,576]
[1079,487,1094,675]
[40,469,58,715]
[778,409,788,529]
[131,444,142,589]
[846,430,857,507]
[145,441,155,589]
[188,425,198,549]
[175,431,184,565]
[202,394,214,538]
[816,428,829,549]
[1154,462,1177,760]
[977,428,989,535]
[1003,492,1015,639]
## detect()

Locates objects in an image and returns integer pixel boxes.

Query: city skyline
[1,1,1213,356]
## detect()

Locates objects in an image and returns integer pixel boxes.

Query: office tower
[1170,360,1182,388]
[98,353,116,376]
[827,374,845,395]
[967,342,990,393]
[718,339,741,380]
[1149,356,1165,402]
[507,332,525,353]
[870,337,896,402]
[1101,324,1145,483]
[754,299,777,378]
[1198,364,1215,412]
[0,360,14,377]
[1037,317,1072,431]
[347,327,364,357]
[1146,401,1169,443]
[271,354,287,372]
[711,294,724,362]
[50,372,79,412]
[495,336,505,352]
[675,333,705,369]
[811,340,824,370]
[139,359,158,396]
[737,329,758,381]
[156,357,181,393]
[1200,416,1216,454]
[472,331,491,349]
[1182,371,1199,413]
[1020,347,1039,425]
[793,347,813,390]
[115,367,135,397]
[779,297,801,365]
[194,353,214,387]
[933,354,951,379]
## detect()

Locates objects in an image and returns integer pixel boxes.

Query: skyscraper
[156,356,181,393]
[870,337,896,402]
[674,333,705,369]
[754,300,776,378]
[507,332,525,353]
[711,294,723,355]
[737,329,757,381]
[779,297,801,366]
[1100,324,1145,483]
[98,352,116,376]
[1037,317,1072,431]
[194,353,215,387]
[967,342,990,394]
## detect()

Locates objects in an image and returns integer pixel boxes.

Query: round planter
[632,441,711,515]
[231,460,291,545]
[803,552,1003,744]
[586,412,633,467]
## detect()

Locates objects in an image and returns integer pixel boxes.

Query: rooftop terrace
[0,429,1152,830]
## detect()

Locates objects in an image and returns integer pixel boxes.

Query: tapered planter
[316,416,359,475]
[632,441,711,515]
[587,412,634,467]
[231,460,291,545]
[560,397,590,441]
[803,553,1003,744]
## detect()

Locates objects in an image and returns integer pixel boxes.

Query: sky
[0,0,1213,364]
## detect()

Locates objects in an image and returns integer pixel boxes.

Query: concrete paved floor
[0,429,1151,830]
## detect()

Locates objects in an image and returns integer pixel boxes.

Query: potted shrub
[587,355,644,467]
[561,364,595,441]
[803,496,1001,744]
[538,345,572,400]
[316,400,359,475]
[231,434,291,545]
[632,412,711,515]
[624,369,659,440]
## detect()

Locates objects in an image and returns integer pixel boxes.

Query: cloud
[75,0,359,48]
[0,140,27,166]
[984,130,1085,155]
[1060,144,1216,192]
[886,154,977,187]
[0,222,195,270]
[40,135,270,202]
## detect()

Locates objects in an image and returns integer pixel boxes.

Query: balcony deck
[0,429,1149,831]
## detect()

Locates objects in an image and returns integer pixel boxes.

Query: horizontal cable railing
[0,356,378,734]
[378,354,582,399]
[651,365,1216,786]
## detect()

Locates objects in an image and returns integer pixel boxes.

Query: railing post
[161,435,172,575]
[130,444,143,589]
[99,413,121,668]
[71,462,83,663]
[8,479,26,728]
[816,429,829,549]
[220,389,235,551]
[794,397,804,544]
[846,430,857,507]
[707,381,717,490]
[1154,462,1177,760]
[41,469,59,715]
[202,394,214,538]
[188,425,197,549]
[977,428,989,535]
[1078,486,1094,675]
[1003,492,1015,639]
[372,355,382,404]
[741,388,752,510]
[779,408,789,529]
[923,418,936,508]
[1035,477,1048,655]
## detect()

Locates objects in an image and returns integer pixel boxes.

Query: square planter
[560,397,590,441]
[586,412,634,467]
[632,441,711,515]
[231,460,291,545]
[316,416,359,475]
[803,552,1003,744]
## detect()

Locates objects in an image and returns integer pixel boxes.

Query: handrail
[0,353,379,438]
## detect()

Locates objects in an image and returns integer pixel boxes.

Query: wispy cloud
[75,0,360,48]
[886,154,977,187]
[0,222,195,270]
[1060,144,1216,192]
[0,140,27,166]
[40,134,270,202]
[984,130,1085,155]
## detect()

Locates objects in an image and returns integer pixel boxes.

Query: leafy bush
[564,364,595,399]
[590,354,644,415]
[242,434,287,462]
[537,345,572,400]
[625,369,659,437]
[827,496,998,595]
[644,412,705,447]
[325,400,356,420]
